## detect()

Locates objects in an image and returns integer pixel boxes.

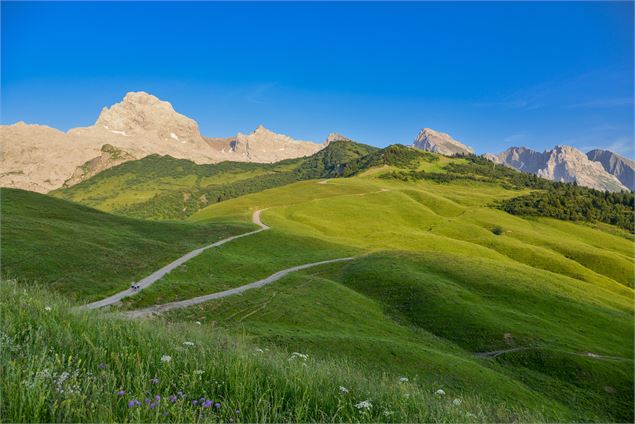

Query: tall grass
[0,280,546,423]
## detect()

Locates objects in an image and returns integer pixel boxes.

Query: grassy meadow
[1,145,633,422]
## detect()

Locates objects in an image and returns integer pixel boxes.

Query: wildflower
[177,390,183,397]
[288,352,308,361]
[45,306,52,311]
[155,395,161,402]
[98,362,105,369]
[214,402,221,409]
[453,398,462,406]
[355,400,372,410]
[192,400,198,405]
[339,386,349,394]
[383,410,394,417]
[151,378,159,385]
[183,341,195,347]
[161,355,172,363]
[435,389,446,397]
[255,348,264,353]
[169,395,177,403]
[203,400,212,408]
[194,369,204,375]
[399,376,409,383]
[128,399,140,408]
[150,403,156,409]
[235,409,240,415]
[144,398,150,404]
[117,390,125,397]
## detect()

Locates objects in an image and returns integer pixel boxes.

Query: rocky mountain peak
[326,132,352,144]
[94,91,201,142]
[486,145,628,192]
[412,127,474,156]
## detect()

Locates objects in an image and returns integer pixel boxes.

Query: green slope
[3,146,634,422]
[0,188,252,302]
[177,167,633,421]
[1,280,546,423]
[51,141,377,220]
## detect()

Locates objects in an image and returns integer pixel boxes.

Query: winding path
[84,210,270,310]
[123,256,354,318]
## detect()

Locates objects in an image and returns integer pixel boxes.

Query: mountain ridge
[485,144,629,192]
[0,92,327,193]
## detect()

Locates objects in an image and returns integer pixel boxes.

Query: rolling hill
[1,144,633,422]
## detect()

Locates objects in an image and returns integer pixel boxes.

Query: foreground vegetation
[0,281,546,423]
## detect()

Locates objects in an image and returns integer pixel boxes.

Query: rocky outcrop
[587,149,634,191]
[0,92,328,192]
[412,128,474,156]
[325,132,352,143]
[486,145,628,192]
[63,144,136,188]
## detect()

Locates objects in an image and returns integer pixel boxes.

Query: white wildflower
[183,341,195,347]
[399,376,409,383]
[355,400,372,410]
[255,348,264,353]
[45,306,52,311]
[383,410,394,417]
[453,398,462,406]
[194,369,204,375]
[289,352,308,361]
[435,389,446,396]
[161,355,172,363]
[339,386,349,394]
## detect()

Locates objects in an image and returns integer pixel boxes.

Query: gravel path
[123,257,354,318]
[84,210,270,310]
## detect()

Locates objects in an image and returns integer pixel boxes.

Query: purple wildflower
[117,390,125,397]
[192,400,198,406]
[214,402,221,409]
[127,400,136,408]
[151,378,159,385]
[203,400,212,408]
[177,390,183,397]
[144,398,150,404]
[155,395,161,402]
[169,395,177,403]
[150,403,156,409]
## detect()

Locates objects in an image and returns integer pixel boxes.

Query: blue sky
[2,1,633,156]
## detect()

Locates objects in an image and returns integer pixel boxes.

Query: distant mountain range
[484,146,632,192]
[410,128,632,192]
[1,91,632,193]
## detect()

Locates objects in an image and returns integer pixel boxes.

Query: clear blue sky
[2,1,633,156]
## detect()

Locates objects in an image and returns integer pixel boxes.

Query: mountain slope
[486,145,628,192]
[51,140,377,220]
[587,149,635,191]
[0,188,251,301]
[0,92,327,193]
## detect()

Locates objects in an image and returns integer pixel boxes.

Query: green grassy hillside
[51,141,377,220]
[3,146,633,422]
[0,188,252,302]
[1,280,546,423]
